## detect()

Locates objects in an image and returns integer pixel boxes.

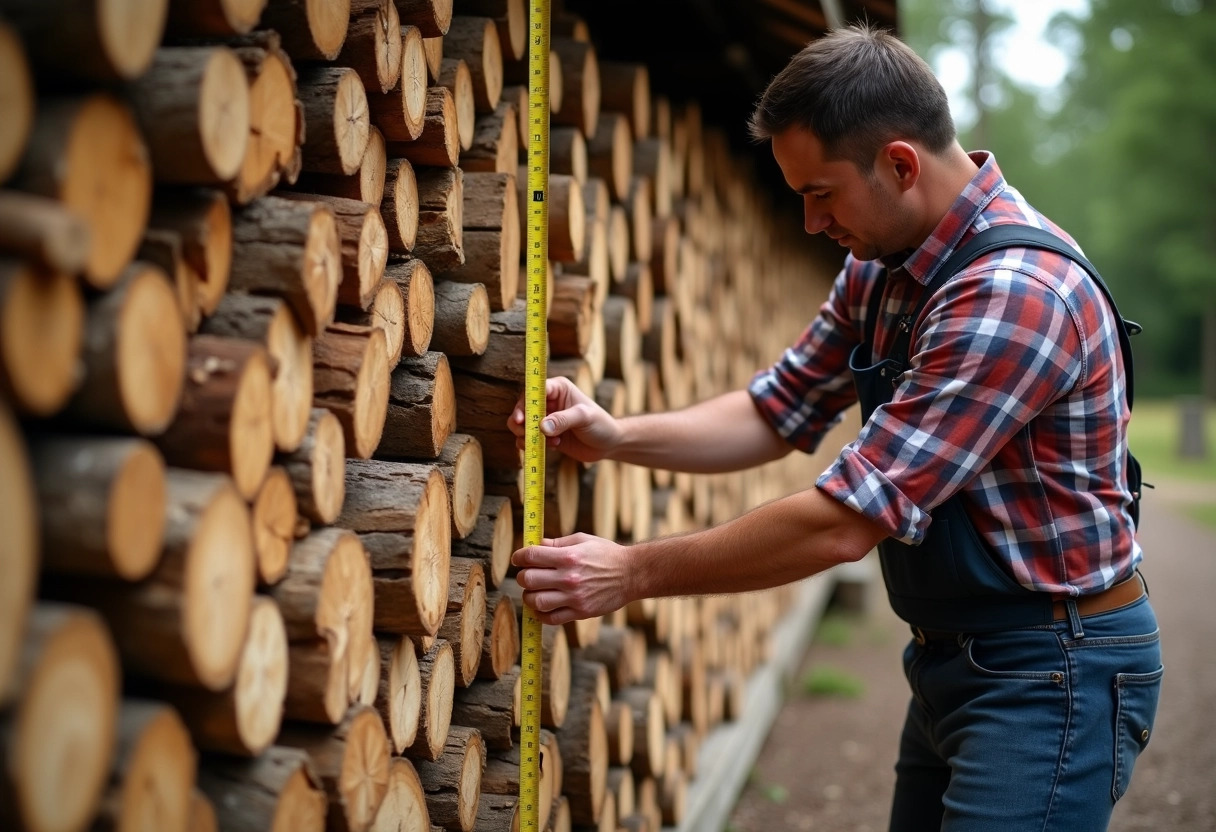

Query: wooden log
[389,87,461,170]
[341,0,403,94]
[0,259,83,416]
[481,732,556,830]
[201,293,314,453]
[437,557,486,687]
[191,787,218,832]
[377,634,422,753]
[157,595,288,757]
[452,494,511,589]
[620,261,654,335]
[285,638,348,725]
[599,61,650,140]
[625,177,653,263]
[383,257,435,357]
[421,34,443,83]
[0,402,36,706]
[223,32,305,205]
[379,350,455,458]
[229,194,342,336]
[367,41,427,144]
[601,294,639,382]
[383,158,419,253]
[0,21,32,183]
[587,112,632,203]
[369,757,432,831]
[648,215,679,295]
[438,58,476,151]
[548,273,595,358]
[457,0,522,59]
[559,659,609,824]
[575,625,644,693]
[479,590,518,681]
[13,94,152,288]
[197,746,327,832]
[607,204,629,283]
[540,623,571,729]
[516,168,584,263]
[28,436,166,581]
[298,66,371,176]
[281,406,346,525]
[541,449,580,539]
[438,224,517,312]
[148,188,232,318]
[155,334,274,500]
[271,527,374,709]
[551,38,599,137]
[403,639,456,762]
[635,139,672,219]
[92,701,197,832]
[551,126,588,183]
[448,298,524,382]
[292,125,385,205]
[607,702,635,768]
[128,46,251,184]
[430,280,489,356]
[261,0,351,60]
[278,705,391,832]
[619,686,665,780]
[1,0,167,81]
[313,322,390,459]
[475,794,518,832]
[427,432,484,538]
[45,469,255,690]
[394,0,452,36]
[451,665,516,751]
[444,16,502,113]
[578,458,618,543]
[461,97,517,175]
[341,458,452,636]
[252,466,298,584]
[413,725,483,832]
[449,371,520,469]
[167,0,268,35]
[0,604,119,832]
[338,274,409,366]
[409,165,464,273]
[0,191,89,274]
[278,193,389,310]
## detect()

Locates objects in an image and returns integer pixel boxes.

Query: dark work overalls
[847,225,1142,633]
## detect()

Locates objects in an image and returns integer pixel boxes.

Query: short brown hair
[748,24,955,170]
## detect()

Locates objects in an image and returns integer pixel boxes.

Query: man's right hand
[508,376,623,464]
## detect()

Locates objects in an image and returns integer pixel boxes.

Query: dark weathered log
[0,191,89,274]
[0,0,167,81]
[280,407,346,525]
[551,37,599,137]
[166,0,268,36]
[29,436,166,581]
[313,323,390,459]
[449,372,520,469]
[13,94,152,288]
[196,746,327,832]
[448,298,524,382]
[127,46,251,184]
[0,604,119,832]
[409,165,464,273]
[0,258,83,416]
[480,731,558,830]
[155,334,274,501]
[378,350,456,459]
[452,665,516,751]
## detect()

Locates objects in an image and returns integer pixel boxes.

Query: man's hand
[508,376,622,464]
[512,533,632,625]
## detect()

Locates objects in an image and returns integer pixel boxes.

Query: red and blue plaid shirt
[749,152,1141,596]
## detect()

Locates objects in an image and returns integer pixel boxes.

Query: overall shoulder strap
[897,224,1140,408]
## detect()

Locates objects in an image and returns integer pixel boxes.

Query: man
[509,23,1162,831]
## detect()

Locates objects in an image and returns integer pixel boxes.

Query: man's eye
[812,192,830,200]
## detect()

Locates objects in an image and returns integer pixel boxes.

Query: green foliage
[813,612,857,647]
[800,664,867,698]
[1127,399,1216,480]
[762,783,790,804]
[902,0,1216,395]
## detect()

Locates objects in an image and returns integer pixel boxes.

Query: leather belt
[911,571,1148,645]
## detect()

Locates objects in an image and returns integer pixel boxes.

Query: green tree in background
[900,0,1216,398]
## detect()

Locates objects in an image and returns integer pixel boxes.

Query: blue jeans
[889,595,1163,832]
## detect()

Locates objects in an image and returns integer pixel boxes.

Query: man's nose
[803,199,832,234]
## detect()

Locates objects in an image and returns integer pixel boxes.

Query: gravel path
[726,479,1216,832]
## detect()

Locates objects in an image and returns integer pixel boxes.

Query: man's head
[751,25,966,260]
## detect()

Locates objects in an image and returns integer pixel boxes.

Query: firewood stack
[0,1,854,830]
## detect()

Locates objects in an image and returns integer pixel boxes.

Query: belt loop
[1066,598,1085,639]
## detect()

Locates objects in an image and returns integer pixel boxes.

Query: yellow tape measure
[520,0,550,830]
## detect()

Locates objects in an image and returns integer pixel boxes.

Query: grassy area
[1128,398,1216,482]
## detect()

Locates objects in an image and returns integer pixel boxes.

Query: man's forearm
[609,389,792,473]
[625,486,887,601]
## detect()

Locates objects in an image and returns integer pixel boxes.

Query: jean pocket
[1112,667,1164,801]
[963,630,1065,681]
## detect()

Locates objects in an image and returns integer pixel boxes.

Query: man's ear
[878,141,920,192]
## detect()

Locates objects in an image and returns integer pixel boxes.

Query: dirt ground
[726,479,1216,832]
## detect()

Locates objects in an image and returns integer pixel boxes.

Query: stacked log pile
[0,1,854,830]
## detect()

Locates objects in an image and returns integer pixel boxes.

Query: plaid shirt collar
[881,151,1005,285]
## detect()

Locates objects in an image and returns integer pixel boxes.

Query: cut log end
[233,595,289,755]
[253,467,298,585]
[368,757,430,831]
[0,260,84,416]
[0,405,36,703]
